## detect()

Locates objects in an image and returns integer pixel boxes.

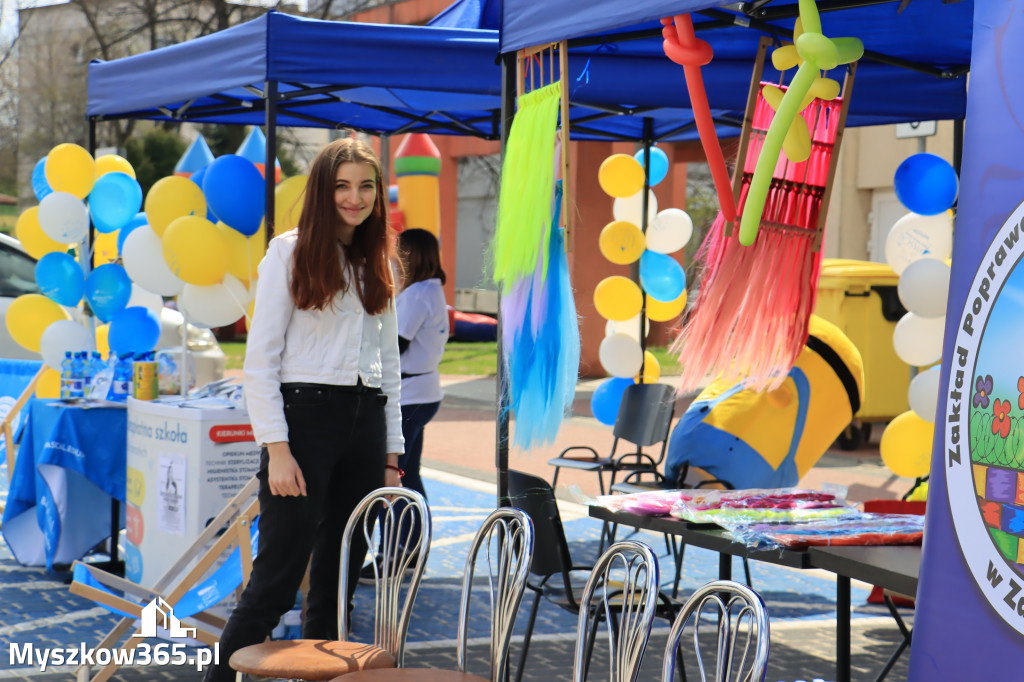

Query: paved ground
[0,373,918,681]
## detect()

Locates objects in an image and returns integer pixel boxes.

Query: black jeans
[204,382,387,682]
[376,400,440,553]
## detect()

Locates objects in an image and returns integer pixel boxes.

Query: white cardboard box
[124,397,261,591]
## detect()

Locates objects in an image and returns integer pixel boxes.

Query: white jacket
[243,230,404,452]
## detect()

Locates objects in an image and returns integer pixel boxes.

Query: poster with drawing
[157,452,186,536]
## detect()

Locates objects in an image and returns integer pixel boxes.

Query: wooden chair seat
[330,669,487,682]
[230,640,395,680]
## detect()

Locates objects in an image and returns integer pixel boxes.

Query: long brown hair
[289,137,394,314]
[399,228,446,287]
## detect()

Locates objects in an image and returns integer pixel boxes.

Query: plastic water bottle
[81,350,95,395]
[60,352,73,399]
[109,353,133,402]
[70,352,85,399]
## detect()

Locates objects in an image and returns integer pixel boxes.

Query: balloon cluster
[590,148,692,425]
[879,152,958,480]
[8,135,303,376]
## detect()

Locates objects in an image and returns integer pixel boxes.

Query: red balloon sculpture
[661,15,737,222]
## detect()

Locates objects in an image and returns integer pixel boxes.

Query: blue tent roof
[87,4,970,144]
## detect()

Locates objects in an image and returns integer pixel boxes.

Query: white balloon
[885,212,953,276]
[122,225,184,296]
[612,189,658,228]
[37,191,90,244]
[908,366,942,423]
[646,208,693,254]
[892,313,946,367]
[127,284,165,316]
[605,315,649,342]
[39,319,95,370]
[898,259,951,318]
[599,332,643,378]
[179,274,249,328]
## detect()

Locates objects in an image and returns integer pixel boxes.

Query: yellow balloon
[36,368,61,398]
[879,411,934,478]
[93,229,120,266]
[163,216,228,286]
[145,176,207,237]
[219,221,267,283]
[96,324,110,356]
[45,143,96,198]
[645,291,688,322]
[599,220,646,265]
[598,154,645,199]
[15,207,65,259]
[6,295,70,353]
[95,154,136,179]
[635,351,661,384]
[274,174,308,233]
[594,276,643,321]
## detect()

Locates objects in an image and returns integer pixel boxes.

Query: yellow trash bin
[814,259,912,448]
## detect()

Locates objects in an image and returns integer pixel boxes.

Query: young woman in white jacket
[205,138,404,682]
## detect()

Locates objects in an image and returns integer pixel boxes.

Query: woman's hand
[266,442,307,497]
[385,453,404,488]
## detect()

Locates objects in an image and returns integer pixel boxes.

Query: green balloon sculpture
[738,0,863,246]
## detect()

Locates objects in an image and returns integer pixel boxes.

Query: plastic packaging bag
[722,513,926,550]
[669,487,856,524]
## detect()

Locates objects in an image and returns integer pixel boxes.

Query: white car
[0,232,225,386]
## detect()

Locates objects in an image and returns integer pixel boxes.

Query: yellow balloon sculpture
[15,207,65,260]
[45,143,96,199]
[163,216,229,286]
[879,410,934,479]
[599,220,646,265]
[145,176,207,237]
[594,276,644,321]
[6,295,70,353]
[739,0,863,246]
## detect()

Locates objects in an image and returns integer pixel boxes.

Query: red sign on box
[209,425,255,443]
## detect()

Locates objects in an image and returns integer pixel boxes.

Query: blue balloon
[90,172,143,233]
[108,306,161,354]
[639,250,686,302]
[894,153,959,216]
[35,252,84,306]
[189,166,219,222]
[117,212,149,253]
[85,263,133,323]
[634,147,670,186]
[202,155,266,236]
[32,157,53,201]
[591,377,633,426]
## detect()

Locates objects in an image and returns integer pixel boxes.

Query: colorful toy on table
[595,489,693,516]
[725,513,926,550]
[668,487,856,525]
[665,315,864,491]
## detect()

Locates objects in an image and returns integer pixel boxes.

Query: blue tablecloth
[2,399,127,569]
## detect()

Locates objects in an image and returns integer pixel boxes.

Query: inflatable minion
[665,315,865,489]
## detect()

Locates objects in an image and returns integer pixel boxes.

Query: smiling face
[334,161,377,244]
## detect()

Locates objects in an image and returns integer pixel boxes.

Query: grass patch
[221,341,246,371]
[216,339,681,377]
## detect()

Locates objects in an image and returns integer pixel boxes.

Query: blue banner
[910,3,1024,677]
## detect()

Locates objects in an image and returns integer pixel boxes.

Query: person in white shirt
[361,228,448,580]
[206,138,404,682]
